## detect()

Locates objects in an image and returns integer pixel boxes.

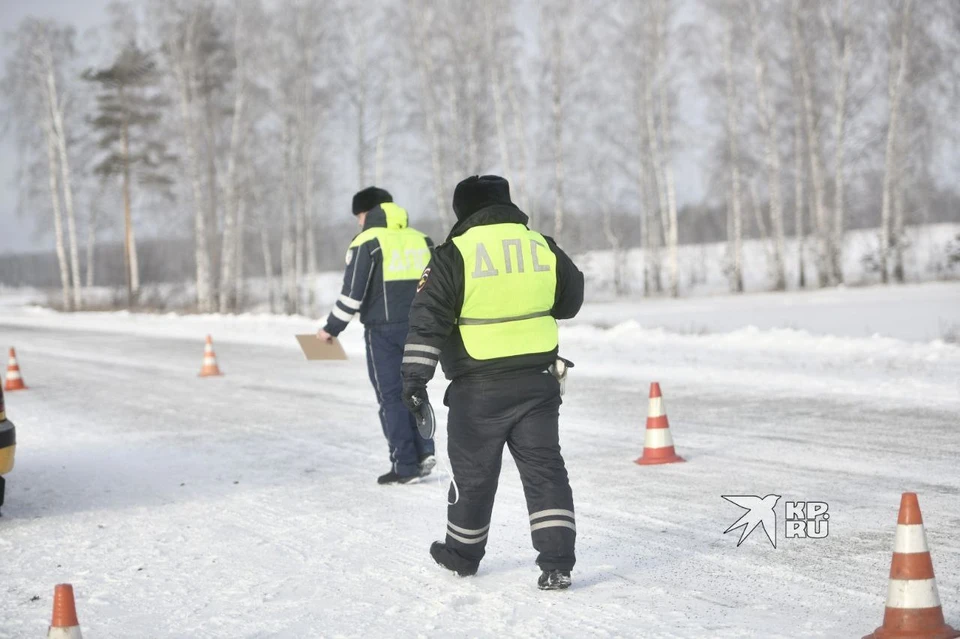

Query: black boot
[418,454,436,477]
[430,541,479,576]
[537,569,572,590]
[377,470,420,485]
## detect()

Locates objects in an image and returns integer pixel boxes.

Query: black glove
[402,378,429,415]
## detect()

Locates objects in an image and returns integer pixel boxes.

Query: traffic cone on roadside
[863,492,959,639]
[635,382,685,465]
[47,584,83,639]
[4,348,27,391]
[198,335,223,377]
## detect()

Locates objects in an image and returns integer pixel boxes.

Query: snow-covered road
[1,291,959,637]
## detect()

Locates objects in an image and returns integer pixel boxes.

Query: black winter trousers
[365,323,435,476]
[443,371,576,572]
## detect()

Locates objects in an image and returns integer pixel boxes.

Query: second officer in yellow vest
[318,187,436,485]
[401,175,584,590]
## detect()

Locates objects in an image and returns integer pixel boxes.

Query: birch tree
[821,0,852,284]
[880,0,912,284]
[541,0,574,243]
[792,61,807,289]
[217,1,254,313]
[153,1,214,310]
[503,27,531,213]
[151,0,234,311]
[886,0,952,282]
[3,19,82,309]
[653,0,680,297]
[405,0,453,225]
[632,0,680,295]
[334,0,389,188]
[620,0,661,294]
[42,22,84,309]
[747,0,787,290]
[483,0,512,183]
[722,8,744,293]
[791,0,832,287]
[445,2,496,180]
[263,0,330,314]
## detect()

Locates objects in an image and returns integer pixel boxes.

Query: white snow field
[1,283,959,638]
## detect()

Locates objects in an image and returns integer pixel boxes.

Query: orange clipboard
[295,334,348,361]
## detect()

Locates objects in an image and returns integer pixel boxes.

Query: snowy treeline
[2,0,959,312]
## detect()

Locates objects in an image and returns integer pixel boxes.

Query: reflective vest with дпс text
[452,223,558,360]
[349,203,431,282]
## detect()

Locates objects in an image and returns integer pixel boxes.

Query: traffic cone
[863,493,959,639]
[47,584,83,639]
[4,348,26,391]
[198,335,223,377]
[635,382,685,465]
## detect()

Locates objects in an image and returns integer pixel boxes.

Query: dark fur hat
[452,175,513,221]
[352,187,393,215]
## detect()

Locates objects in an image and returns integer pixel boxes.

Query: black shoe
[377,470,420,485]
[430,541,479,577]
[418,454,436,477]
[537,569,572,590]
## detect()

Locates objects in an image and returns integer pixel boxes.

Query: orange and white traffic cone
[199,335,223,377]
[4,348,27,392]
[47,584,83,639]
[863,492,959,639]
[635,382,685,465]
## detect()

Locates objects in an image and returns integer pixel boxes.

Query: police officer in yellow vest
[318,187,436,484]
[401,175,584,590]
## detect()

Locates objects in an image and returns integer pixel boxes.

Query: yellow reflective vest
[350,203,431,282]
[452,223,558,360]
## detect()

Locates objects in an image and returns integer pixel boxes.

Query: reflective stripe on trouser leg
[530,509,577,533]
[507,373,577,571]
[364,329,392,471]
[446,521,490,545]
[444,379,507,562]
[444,462,501,560]
[365,327,420,476]
[527,502,576,571]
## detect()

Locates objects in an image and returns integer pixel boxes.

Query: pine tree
[84,43,174,306]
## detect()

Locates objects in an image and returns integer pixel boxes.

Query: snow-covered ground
[1,282,959,638]
[571,280,960,342]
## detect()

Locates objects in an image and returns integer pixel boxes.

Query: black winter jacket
[401,204,584,383]
[322,204,434,336]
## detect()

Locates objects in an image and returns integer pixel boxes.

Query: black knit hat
[352,186,393,215]
[452,175,513,221]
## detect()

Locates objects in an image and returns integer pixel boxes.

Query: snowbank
[2,283,957,409]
